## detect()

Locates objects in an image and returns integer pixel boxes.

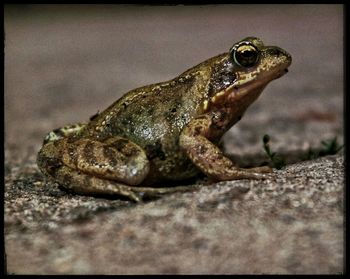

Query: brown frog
[37,37,292,202]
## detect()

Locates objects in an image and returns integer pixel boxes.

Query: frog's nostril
[267,47,291,62]
[269,48,284,57]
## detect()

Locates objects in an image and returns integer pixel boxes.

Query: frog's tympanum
[37,37,292,202]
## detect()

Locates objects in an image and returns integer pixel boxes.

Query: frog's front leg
[179,115,272,181]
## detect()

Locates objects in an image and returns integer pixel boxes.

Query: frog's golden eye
[231,43,259,68]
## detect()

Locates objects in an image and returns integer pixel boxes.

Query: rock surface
[5,155,344,274]
[5,5,344,274]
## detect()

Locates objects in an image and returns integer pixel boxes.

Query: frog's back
[94,72,210,146]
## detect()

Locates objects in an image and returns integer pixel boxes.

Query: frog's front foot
[246,166,273,173]
[243,165,274,178]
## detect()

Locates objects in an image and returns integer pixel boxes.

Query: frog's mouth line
[205,65,290,111]
[228,66,289,101]
[274,68,289,79]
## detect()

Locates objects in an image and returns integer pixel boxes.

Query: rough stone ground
[4,4,344,274]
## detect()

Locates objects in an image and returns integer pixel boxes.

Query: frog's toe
[244,171,274,180]
[246,166,273,173]
[127,191,143,202]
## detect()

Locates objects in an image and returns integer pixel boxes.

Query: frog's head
[204,37,292,112]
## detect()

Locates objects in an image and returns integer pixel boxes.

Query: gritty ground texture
[5,4,344,274]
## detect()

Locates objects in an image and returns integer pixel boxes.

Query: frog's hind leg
[39,157,196,202]
[37,136,151,200]
[52,164,145,202]
[52,164,199,202]
[37,134,197,202]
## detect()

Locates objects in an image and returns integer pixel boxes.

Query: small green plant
[262,135,343,168]
[306,137,343,160]
[262,134,286,169]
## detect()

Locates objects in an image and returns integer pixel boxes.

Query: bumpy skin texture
[37,37,292,202]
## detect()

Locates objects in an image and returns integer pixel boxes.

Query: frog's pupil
[242,50,254,58]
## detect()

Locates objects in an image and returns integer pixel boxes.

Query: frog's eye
[232,43,259,68]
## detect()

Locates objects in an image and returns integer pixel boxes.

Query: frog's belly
[144,153,200,185]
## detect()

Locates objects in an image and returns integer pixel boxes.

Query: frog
[37,37,292,202]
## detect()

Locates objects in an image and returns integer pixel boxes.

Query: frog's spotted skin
[37,37,291,202]
[43,123,87,144]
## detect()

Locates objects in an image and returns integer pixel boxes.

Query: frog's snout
[264,47,292,73]
[267,46,291,59]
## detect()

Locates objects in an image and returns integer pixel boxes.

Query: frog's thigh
[60,136,150,185]
[179,116,272,180]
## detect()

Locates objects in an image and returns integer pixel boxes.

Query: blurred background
[5,4,343,164]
